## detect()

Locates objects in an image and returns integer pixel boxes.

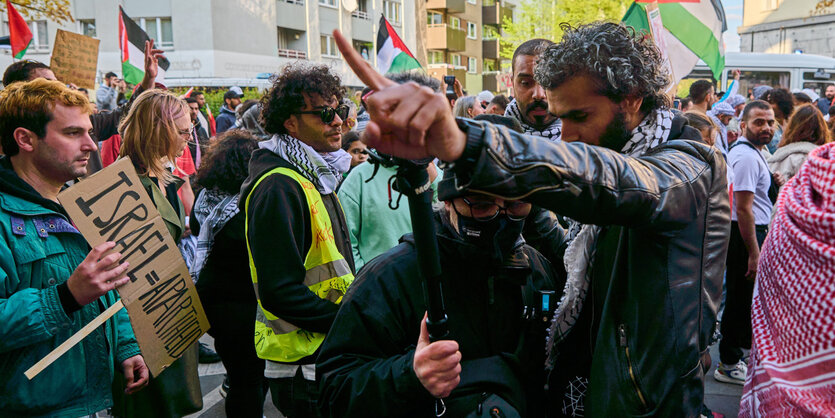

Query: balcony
[426,24,466,52]
[427,66,468,90]
[482,1,512,26]
[482,72,499,92]
[426,0,465,14]
[483,38,504,60]
[278,49,307,59]
[352,10,370,19]
[277,0,306,31]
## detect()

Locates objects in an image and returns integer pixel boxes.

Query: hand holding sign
[66,241,130,306]
[333,30,466,162]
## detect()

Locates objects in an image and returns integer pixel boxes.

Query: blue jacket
[215,105,237,134]
[0,156,140,417]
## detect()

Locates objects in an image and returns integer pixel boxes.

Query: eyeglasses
[178,124,194,137]
[457,197,530,221]
[295,104,351,124]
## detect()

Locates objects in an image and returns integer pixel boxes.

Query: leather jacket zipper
[618,324,648,410]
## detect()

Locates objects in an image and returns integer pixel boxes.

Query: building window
[321,34,339,57]
[450,17,460,29]
[451,54,461,67]
[384,1,402,25]
[319,0,337,7]
[30,20,48,50]
[427,12,443,25]
[428,50,445,64]
[468,57,477,73]
[763,0,781,10]
[79,19,97,38]
[136,17,173,48]
[468,0,477,4]
[467,22,477,39]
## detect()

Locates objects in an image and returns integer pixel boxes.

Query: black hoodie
[238,148,355,365]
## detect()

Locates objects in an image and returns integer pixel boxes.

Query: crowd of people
[0,20,833,418]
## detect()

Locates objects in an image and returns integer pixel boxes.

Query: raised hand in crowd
[333,30,465,162]
[141,39,166,90]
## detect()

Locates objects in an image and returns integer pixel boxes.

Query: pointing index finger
[333,30,394,92]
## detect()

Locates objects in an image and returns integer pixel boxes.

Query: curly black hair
[194,129,259,195]
[534,22,671,114]
[260,63,345,134]
[764,88,794,120]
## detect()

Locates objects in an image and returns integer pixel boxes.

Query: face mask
[456,215,525,263]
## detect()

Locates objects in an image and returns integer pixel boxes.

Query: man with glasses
[318,170,560,417]
[239,63,355,418]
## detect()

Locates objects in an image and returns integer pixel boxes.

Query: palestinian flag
[376,16,421,74]
[6,1,32,59]
[118,6,170,85]
[623,0,726,82]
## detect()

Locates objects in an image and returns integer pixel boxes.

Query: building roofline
[738,13,835,34]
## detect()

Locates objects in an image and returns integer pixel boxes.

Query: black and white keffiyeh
[259,133,351,195]
[546,108,675,368]
[189,189,240,282]
[504,99,563,141]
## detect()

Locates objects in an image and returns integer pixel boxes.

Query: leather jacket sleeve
[451,119,727,232]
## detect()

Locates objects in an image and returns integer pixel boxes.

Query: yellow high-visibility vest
[245,167,354,363]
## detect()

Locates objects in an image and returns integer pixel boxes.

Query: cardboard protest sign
[56,158,210,376]
[49,29,100,89]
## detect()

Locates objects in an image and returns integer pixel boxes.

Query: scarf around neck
[259,133,351,195]
[504,98,562,141]
[546,108,674,368]
[190,189,240,282]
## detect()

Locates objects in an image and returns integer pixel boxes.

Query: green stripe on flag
[623,2,724,80]
[387,52,421,74]
[122,62,145,86]
[13,39,31,59]
[657,2,724,80]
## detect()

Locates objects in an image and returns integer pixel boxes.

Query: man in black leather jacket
[334,20,730,416]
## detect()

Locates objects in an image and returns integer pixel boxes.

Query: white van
[686,51,835,97]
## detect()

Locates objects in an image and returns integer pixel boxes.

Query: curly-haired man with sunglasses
[238,62,355,417]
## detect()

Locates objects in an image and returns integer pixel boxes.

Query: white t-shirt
[728,138,773,225]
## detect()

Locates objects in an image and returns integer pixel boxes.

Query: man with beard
[504,39,562,141]
[690,79,716,113]
[318,171,560,417]
[239,63,355,417]
[715,100,776,385]
[331,20,729,416]
[817,84,835,115]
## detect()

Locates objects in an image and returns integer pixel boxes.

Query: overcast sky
[722,0,743,52]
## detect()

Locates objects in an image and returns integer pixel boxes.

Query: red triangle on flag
[6,0,32,59]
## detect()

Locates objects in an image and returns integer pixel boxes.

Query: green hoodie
[0,156,140,417]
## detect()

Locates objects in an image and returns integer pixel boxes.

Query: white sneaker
[713,360,747,385]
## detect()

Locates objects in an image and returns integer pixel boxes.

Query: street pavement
[191,335,743,417]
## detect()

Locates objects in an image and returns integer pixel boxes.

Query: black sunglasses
[295,104,350,124]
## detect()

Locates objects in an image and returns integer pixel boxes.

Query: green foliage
[169,87,262,115]
[500,0,631,60]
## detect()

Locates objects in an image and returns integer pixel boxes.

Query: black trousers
[203,299,267,418]
[719,221,768,365]
[268,367,320,418]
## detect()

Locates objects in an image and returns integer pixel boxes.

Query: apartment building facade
[424,0,513,93]
[0,0,420,88]
[738,0,835,57]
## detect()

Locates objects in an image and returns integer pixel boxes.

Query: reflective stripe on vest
[245,167,354,363]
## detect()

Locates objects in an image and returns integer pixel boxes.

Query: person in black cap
[318,168,561,417]
[216,87,243,134]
